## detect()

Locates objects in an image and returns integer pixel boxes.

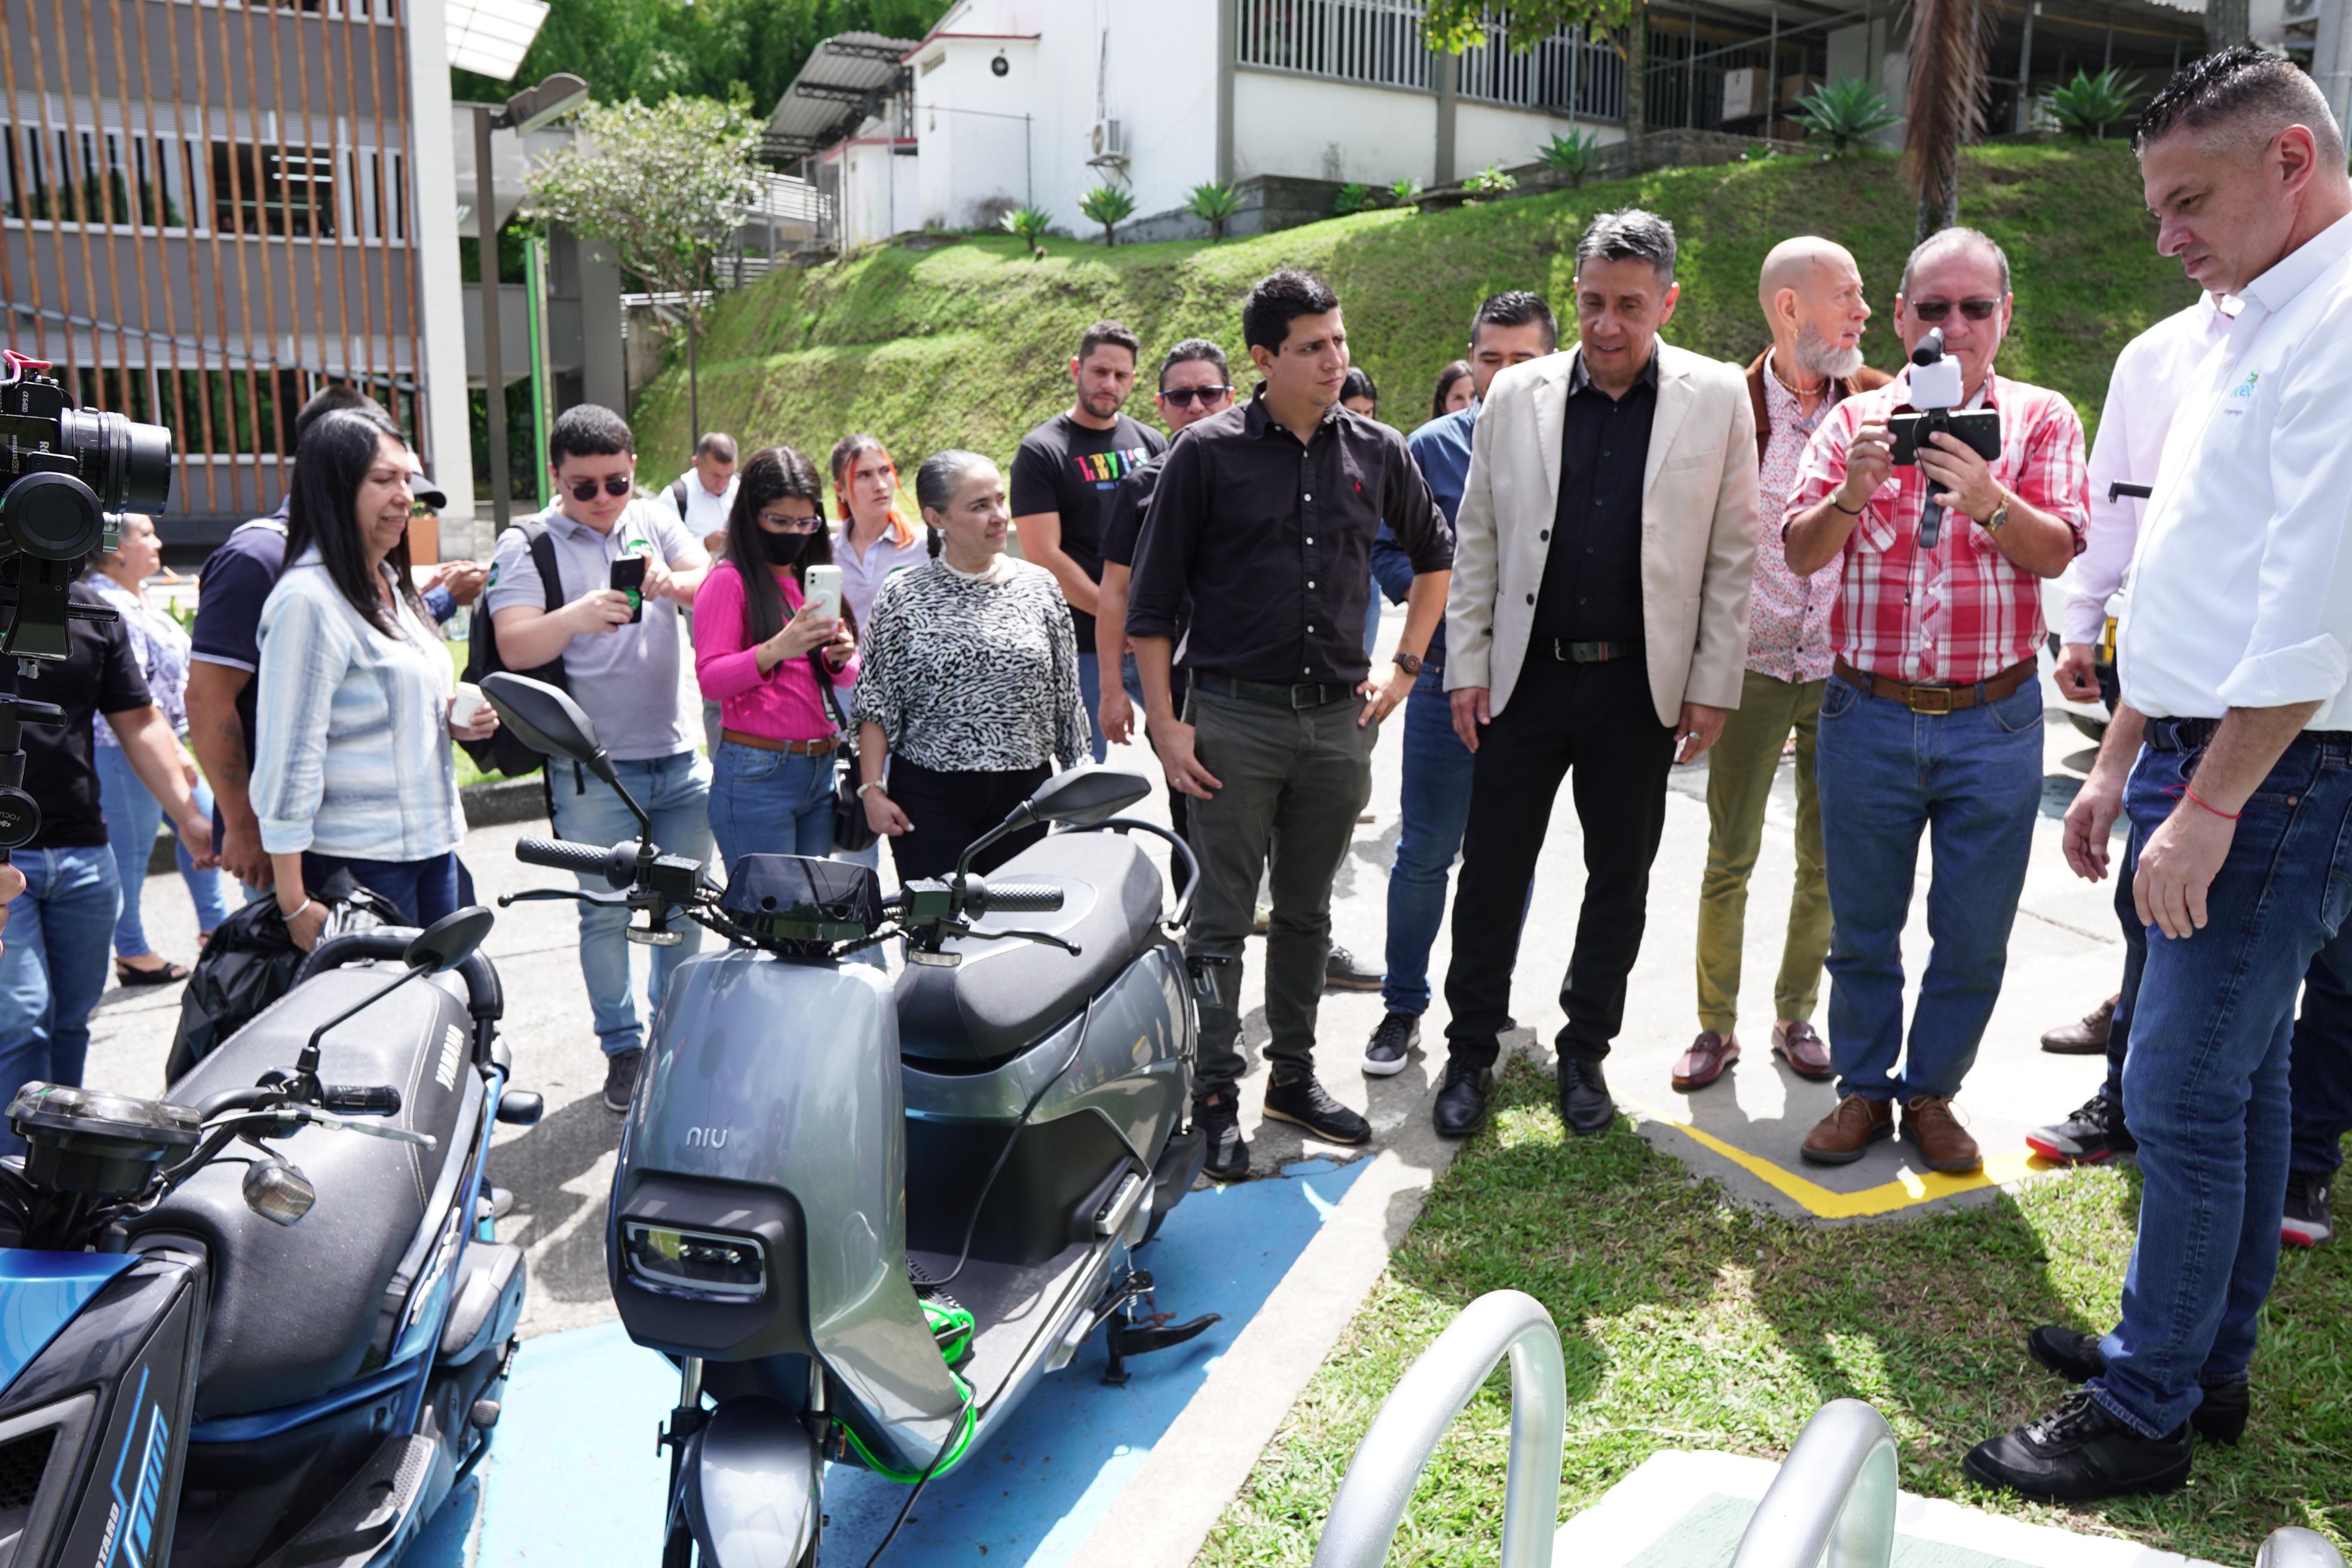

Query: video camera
[1889,327,1999,549]
[0,350,175,850]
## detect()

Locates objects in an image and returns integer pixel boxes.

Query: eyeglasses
[1159,385,1233,409]
[756,510,823,532]
[1907,298,2000,323]
[566,476,635,502]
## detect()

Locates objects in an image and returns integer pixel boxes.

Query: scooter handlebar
[976,881,1064,914]
[320,1083,402,1116]
[516,837,631,887]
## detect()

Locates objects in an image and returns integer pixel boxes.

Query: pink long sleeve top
[692,562,859,743]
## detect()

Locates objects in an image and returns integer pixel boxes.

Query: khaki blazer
[1444,342,1760,726]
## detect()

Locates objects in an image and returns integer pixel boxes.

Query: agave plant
[1463,163,1518,198]
[1386,174,1423,205]
[1537,129,1601,187]
[1793,76,1902,154]
[1186,180,1241,240]
[999,205,1053,256]
[1078,183,1137,246]
[2048,67,2143,143]
[1333,181,1374,216]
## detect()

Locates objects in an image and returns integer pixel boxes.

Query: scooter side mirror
[1023,766,1151,829]
[243,1159,316,1226]
[403,906,494,975]
[482,673,615,782]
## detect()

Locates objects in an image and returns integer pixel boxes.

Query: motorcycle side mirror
[481,673,615,783]
[403,906,494,974]
[243,1159,316,1226]
[1024,766,1152,828]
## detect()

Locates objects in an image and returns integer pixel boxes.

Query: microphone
[1909,328,1964,550]
[1910,326,1947,369]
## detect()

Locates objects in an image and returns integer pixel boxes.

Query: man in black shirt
[0,580,216,1157]
[1129,270,1453,1180]
[1438,210,1760,1140]
[1011,320,1167,763]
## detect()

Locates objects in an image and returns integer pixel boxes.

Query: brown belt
[1833,657,2036,715]
[719,728,838,755]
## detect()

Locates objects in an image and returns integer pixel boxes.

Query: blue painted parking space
[409,1156,1364,1567]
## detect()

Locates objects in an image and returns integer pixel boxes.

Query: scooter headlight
[622,1223,767,1301]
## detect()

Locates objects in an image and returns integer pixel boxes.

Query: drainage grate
[0,1428,54,1510]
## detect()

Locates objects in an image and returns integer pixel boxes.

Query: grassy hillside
[632,143,2194,470]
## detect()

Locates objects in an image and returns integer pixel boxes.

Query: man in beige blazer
[1434,209,1760,1140]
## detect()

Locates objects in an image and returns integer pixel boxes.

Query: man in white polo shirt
[1968,47,2352,1502]
[668,431,739,550]
[488,404,713,1113]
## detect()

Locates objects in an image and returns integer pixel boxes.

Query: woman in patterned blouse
[852,450,1089,883]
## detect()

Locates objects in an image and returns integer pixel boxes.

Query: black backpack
[459,519,569,777]
[167,869,403,1082]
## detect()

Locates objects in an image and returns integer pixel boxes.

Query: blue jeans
[1815,674,2044,1101]
[301,850,466,927]
[708,742,834,868]
[1077,651,1146,765]
[1383,667,1474,1016]
[94,745,229,958]
[548,751,712,1056]
[2091,728,2352,1437]
[0,847,122,1157]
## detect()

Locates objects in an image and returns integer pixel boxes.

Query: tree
[524,95,763,440]
[1078,184,1137,247]
[1903,0,1999,241]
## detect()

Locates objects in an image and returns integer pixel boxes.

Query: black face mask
[760,530,810,566]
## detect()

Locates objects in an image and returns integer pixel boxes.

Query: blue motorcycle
[0,907,540,1568]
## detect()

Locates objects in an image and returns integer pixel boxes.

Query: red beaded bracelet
[2184,785,2241,822]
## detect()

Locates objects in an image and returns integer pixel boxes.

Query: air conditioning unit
[1088,118,1128,167]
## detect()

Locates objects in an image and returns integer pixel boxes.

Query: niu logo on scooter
[684,1127,729,1149]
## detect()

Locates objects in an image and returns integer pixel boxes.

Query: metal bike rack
[1311,1290,1566,1568]
[1730,1400,1900,1568]
[2259,1529,2348,1568]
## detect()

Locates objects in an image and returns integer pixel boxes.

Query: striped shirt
[252,552,465,860]
[1785,368,2088,684]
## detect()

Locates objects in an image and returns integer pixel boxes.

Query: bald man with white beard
[1674,238,1889,1094]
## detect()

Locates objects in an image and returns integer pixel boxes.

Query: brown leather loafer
[1801,1095,1893,1164]
[1771,1020,1835,1080]
[1673,1031,1740,1091]
[1904,1094,1982,1172]
[2041,995,2118,1055]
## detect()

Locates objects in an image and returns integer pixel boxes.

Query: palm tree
[1903,0,1999,240]
[1079,184,1137,247]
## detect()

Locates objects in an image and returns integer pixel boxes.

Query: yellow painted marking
[1621,1097,2049,1218]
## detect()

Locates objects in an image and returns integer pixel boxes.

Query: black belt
[1548,639,1636,664]
[2145,716,2352,752]
[1192,671,1358,709]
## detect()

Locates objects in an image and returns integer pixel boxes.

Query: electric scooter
[483,671,1219,1566]
[0,906,542,1567]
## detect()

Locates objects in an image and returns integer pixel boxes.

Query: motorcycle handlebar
[320,1083,402,1116]
[976,881,1064,914]
[516,837,630,886]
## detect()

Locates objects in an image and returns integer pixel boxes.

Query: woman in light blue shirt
[252,411,501,948]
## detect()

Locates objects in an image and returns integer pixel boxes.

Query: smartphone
[610,555,647,624]
[1889,409,2001,466]
[803,564,844,623]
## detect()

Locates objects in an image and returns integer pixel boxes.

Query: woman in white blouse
[251,410,500,948]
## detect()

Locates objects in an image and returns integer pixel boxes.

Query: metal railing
[1236,0,1625,121]
[1311,1290,1565,1568]
[1730,1401,1898,1568]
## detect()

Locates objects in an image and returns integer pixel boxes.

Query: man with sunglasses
[1782,228,2088,1175]
[485,403,714,1114]
[1093,337,1236,841]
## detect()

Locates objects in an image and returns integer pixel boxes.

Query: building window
[210,140,340,237]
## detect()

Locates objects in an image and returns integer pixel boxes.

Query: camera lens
[57,407,174,513]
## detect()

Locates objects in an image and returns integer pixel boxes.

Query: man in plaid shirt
[1781,227,2088,1174]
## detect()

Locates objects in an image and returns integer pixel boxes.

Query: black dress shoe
[1557,1055,1614,1137]
[1195,1092,1249,1182]
[1262,1072,1371,1144]
[2027,1325,2249,1443]
[1964,1391,2193,1502]
[1432,1062,1495,1138]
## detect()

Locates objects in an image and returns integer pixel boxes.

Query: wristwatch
[1392,651,1424,676]
[1982,492,2012,534]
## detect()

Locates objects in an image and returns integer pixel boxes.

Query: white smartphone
[802,564,844,623]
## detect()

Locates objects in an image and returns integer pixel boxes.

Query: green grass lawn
[1199,1064,2351,1568]
[633,143,2195,470]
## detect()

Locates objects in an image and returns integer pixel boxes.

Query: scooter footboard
[683,1398,821,1567]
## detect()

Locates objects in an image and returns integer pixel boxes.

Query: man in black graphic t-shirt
[1012,318,1167,762]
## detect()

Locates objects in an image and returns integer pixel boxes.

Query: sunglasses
[1159,385,1233,409]
[1907,298,2000,323]
[566,476,635,502]
[757,510,823,532]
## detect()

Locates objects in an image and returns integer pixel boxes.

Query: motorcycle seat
[896,832,1165,1064]
[129,964,474,1417]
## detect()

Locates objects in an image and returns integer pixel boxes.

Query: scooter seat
[128,964,473,1417]
[896,832,1165,1064]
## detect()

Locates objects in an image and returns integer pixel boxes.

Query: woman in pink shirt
[693,446,858,870]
